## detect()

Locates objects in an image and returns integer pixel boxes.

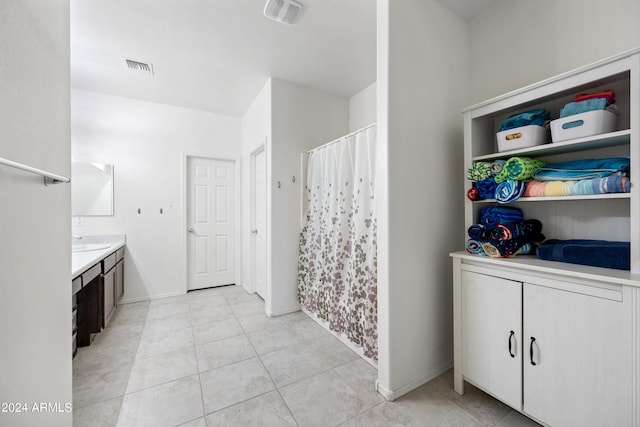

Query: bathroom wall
[71,90,241,302]
[376,0,469,399]
[349,82,377,132]
[468,0,640,104]
[268,79,350,315]
[0,1,72,425]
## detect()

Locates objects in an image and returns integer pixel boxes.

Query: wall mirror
[72,162,114,216]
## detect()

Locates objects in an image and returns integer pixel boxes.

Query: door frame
[249,144,267,296]
[182,153,242,294]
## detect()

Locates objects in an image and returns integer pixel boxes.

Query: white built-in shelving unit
[451,49,640,427]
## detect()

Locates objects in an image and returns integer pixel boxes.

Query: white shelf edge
[472,129,631,161]
[472,193,631,203]
[449,251,640,288]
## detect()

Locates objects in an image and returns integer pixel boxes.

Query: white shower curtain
[297,125,377,360]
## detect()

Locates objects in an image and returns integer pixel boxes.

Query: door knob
[188,228,196,234]
[251,229,258,234]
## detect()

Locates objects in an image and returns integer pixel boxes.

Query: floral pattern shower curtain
[297,126,378,360]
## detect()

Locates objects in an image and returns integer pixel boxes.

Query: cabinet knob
[188,228,196,234]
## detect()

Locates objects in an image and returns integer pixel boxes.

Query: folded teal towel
[500,109,550,131]
[560,98,608,118]
[532,157,629,181]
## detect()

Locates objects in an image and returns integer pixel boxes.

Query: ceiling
[70,0,498,117]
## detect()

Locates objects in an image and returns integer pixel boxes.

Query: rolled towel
[487,224,515,241]
[522,219,543,234]
[516,243,534,255]
[467,224,485,240]
[466,239,486,255]
[476,177,497,200]
[481,242,502,257]
[495,157,546,183]
[467,162,493,181]
[491,159,506,176]
[495,179,525,203]
[481,206,523,226]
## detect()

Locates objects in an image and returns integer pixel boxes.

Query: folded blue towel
[536,239,630,270]
[481,206,523,226]
[532,157,629,181]
[560,98,608,118]
[500,109,550,131]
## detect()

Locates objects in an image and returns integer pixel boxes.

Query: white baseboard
[120,290,185,305]
[375,359,453,401]
[267,304,301,317]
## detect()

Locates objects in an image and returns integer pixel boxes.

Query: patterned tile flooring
[72,285,541,426]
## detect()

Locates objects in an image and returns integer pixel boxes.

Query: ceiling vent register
[121,58,154,75]
[263,0,302,25]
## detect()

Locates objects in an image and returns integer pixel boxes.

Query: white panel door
[461,270,522,410]
[253,148,267,299]
[523,282,632,427]
[187,157,236,290]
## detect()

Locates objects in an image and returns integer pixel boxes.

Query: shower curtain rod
[307,122,376,154]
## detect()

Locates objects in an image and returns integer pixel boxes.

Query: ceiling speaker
[263,0,303,25]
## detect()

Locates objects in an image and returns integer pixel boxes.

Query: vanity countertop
[72,235,126,278]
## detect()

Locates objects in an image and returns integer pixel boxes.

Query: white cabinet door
[461,270,522,409]
[523,282,632,427]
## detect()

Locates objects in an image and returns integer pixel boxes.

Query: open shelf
[472,129,631,161]
[474,193,631,203]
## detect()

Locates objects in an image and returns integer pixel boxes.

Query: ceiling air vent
[121,58,154,75]
[264,0,302,25]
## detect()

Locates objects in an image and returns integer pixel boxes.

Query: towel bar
[0,156,70,185]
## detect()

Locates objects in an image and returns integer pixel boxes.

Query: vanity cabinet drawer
[82,263,102,284]
[103,252,116,272]
[72,276,82,294]
[116,247,124,262]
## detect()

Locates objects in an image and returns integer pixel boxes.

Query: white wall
[71,90,241,302]
[349,82,377,132]
[240,80,272,294]
[469,0,640,104]
[0,1,72,425]
[268,79,350,315]
[376,0,469,399]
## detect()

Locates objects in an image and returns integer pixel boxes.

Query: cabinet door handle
[529,337,537,366]
[508,330,516,358]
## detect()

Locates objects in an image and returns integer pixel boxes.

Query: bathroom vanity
[71,235,125,356]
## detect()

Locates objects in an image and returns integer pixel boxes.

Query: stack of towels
[559,89,618,118]
[467,157,630,202]
[466,206,545,257]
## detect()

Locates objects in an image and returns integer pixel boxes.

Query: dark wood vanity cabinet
[73,246,125,354]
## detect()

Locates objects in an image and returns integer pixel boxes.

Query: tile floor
[72,285,541,427]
